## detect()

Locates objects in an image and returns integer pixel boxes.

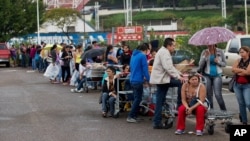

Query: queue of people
[9,37,249,136]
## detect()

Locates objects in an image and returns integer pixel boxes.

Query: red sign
[116,34,143,41]
[117,26,143,34]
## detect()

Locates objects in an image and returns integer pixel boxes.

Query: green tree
[178,0,206,10]
[226,8,250,32]
[44,8,80,43]
[0,0,46,42]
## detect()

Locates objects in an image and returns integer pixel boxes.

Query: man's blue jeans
[234,83,250,123]
[153,78,182,126]
[128,82,143,119]
[21,54,26,67]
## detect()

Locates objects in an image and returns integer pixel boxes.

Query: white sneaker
[88,85,94,89]
[76,88,83,93]
[70,88,77,93]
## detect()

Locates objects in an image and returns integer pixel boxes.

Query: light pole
[221,0,227,27]
[37,0,41,45]
[245,0,248,34]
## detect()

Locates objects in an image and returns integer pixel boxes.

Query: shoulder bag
[189,83,210,110]
[228,75,236,93]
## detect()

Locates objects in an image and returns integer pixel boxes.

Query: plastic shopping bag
[70,70,79,86]
[142,86,150,101]
[44,63,60,80]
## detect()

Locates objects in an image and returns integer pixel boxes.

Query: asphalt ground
[0,66,248,141]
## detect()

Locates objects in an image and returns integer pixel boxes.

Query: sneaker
[70,88,77,93]
[76,88,83,93]
[196,130,203,136]
[126,117,137,123]
[175,129,185,135]
[88,85,94,89]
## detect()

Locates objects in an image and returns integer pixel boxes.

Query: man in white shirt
[150,37,186,129]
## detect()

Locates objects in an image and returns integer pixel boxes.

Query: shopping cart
[83,66,105,93]
[206,110,235,135]
[138,85,177,128]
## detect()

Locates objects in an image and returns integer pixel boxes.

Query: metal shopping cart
[138,85,177,128]
[114,76,133,118]
[83,63,106,93]
[206,110,235,135]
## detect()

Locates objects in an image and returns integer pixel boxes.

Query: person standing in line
[126,43,150,123]
[73,44,83,71]
[61,45,73,85]
[30,45,37,70]
[198,44,227,111]
[150,37,186,129]
[105,45,118,65]
[232,46,250,125]
[120,45,132,65]
[49,44,59,84]
[10,45,17,67]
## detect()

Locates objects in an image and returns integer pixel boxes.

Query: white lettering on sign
[124,28,135,34]
[234,129,247,136]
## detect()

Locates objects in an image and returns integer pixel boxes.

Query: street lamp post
[245,0,248,34]
[37,0,41,45]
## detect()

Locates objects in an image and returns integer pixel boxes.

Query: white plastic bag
[70,59,75,76]
[44,63,60,80]
[70,70,80,86]
[142,87,150,101]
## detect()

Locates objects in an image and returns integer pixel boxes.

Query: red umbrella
[188,27,236,46]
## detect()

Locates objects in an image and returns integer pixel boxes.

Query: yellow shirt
[75,52,82,63]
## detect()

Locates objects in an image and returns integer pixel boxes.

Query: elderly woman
[175,73,208,136]
[101,66,121,117]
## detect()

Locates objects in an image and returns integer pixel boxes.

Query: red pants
[176,104,207,131]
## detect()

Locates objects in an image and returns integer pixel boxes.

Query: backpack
[116,48,123,58]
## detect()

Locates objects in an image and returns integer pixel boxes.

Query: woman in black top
[61,45,73,85]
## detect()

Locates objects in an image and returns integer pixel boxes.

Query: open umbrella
[81,48,106,60]
[188,27,236,46]
[43,44,63,50]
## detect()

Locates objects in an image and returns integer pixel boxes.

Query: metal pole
[245,0,248,34]
[95,2,99,31]
[111,27,115,46]
[37,0,40,45]
[221,0,227,28]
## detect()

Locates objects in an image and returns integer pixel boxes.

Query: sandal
[102,112,107,118]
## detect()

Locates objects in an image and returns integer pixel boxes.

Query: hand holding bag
[228,75,236,93]
[189,83,210,110]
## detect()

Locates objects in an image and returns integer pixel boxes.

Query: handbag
[228,75,236,93]
[189,83,210,110]
[197,61,206,74]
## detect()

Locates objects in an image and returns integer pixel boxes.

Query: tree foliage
[226,8,250,32]
[44,8,81,43]
[0,0,46,42]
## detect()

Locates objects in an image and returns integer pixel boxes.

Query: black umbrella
[81,47,106,60]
